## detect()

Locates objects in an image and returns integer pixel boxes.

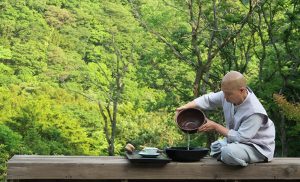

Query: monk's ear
[240,87,247,93]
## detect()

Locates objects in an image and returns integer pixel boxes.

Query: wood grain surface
[7,155,300,180]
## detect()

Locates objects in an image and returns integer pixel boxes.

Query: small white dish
[138,151,160,158]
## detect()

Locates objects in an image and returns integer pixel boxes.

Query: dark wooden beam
[7,155,300,181]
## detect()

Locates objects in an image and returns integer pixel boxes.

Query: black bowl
[165,147,209,162]
[176,108,206,133]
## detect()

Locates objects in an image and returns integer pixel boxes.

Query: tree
[129,0,266,146]
[79,1,146,155]
[130,0,262,96]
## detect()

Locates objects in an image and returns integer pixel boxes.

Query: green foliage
[273,94,300,134]
[0,46,11,60]
[0,63,19,85]
[0,144,9,181]
[275,94,300,122]
[45,5,75,29]
[0,124,22,154]
[0,0,299,178]
[0,124,22,180]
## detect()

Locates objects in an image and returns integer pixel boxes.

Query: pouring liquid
[187,134,190,150]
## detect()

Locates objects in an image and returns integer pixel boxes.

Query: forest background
[0,0,299,180]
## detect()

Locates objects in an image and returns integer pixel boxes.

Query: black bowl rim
[165,147,209,151]
[165,147,209,162]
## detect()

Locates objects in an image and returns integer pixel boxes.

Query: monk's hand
[198,118,216,132]
[176,106,186,112]
[174,106,186,122]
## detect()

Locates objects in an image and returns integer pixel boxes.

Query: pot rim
[176,108,207,133]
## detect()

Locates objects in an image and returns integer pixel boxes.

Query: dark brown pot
[176,108,206,133]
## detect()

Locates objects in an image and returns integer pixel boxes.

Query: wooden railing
[7,155,300,181]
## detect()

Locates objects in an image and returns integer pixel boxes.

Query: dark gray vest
[222,88,275,161]
[194,88,275,161]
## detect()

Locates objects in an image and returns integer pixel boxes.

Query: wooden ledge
[7,155,300,180]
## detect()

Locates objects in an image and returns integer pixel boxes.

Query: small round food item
[125,143,135,153]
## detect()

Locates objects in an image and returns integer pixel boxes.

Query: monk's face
[221,71,247,105]
[221,83,247,105]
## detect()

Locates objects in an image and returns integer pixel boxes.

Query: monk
[176,71,275,166]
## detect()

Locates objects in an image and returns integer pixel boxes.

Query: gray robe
[194,88,275,161]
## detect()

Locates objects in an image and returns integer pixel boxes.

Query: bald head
[221,71,247,90]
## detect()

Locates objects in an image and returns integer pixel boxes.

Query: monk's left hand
[198,118,217,132]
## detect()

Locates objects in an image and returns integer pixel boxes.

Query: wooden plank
[7,155,300,180]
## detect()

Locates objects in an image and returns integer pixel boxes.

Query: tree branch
[129,0,190,64]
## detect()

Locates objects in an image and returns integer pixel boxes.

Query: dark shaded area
[165,147,209,162]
